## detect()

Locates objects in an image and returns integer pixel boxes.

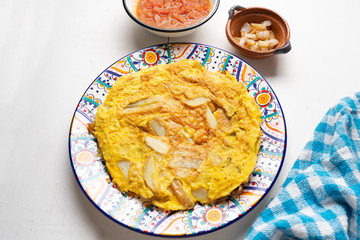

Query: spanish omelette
[92,59,262,210]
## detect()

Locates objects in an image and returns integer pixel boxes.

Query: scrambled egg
[92,59,262,210]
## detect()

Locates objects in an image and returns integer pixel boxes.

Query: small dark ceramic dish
[226,5,291,59]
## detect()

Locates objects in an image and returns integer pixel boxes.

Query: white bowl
[123,0,220,37]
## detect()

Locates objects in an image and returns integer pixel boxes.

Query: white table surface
[1,0,360,239]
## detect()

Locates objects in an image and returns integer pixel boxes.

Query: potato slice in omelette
[92,59,262,210]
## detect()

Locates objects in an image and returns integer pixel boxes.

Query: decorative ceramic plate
[69,43,287,237]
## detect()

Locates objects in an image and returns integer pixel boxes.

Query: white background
[1,0,359,239]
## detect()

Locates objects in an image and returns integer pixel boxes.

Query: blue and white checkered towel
[246,92,360,239]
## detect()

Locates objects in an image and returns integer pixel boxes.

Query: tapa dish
[91,59,262,211]
[123,0,220,37]
[69,43,287,236]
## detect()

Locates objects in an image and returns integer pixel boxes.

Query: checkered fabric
[246,92,360,240]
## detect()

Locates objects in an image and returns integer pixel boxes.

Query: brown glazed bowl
[225,5,291,59]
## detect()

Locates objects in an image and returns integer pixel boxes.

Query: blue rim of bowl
[68,42,287,238]
[122,0,220,33]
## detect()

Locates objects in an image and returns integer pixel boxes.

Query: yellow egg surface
[92,59,262,210]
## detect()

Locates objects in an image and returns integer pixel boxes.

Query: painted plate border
[68,42,287,237]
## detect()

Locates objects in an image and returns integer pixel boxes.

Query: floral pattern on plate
[69,43,287,237]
